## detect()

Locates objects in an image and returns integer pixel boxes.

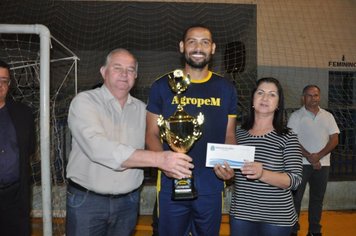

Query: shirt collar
[100,84,133,106]
[302,105,322,117]
[191,71,212,83]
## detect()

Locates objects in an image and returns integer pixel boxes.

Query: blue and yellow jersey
[147,71,237,195]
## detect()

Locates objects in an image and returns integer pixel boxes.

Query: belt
[68,179,135,198]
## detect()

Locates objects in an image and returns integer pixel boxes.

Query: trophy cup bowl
[158,110,204,154]
[157,69,204,200]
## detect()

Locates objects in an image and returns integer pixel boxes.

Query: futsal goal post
[0,23,52,236]
[1,23,79,236]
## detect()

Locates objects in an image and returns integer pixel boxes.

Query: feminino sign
[329,55,356,68]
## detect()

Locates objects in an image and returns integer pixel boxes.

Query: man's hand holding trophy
[157,69,204,200]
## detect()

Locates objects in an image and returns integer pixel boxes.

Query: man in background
[66,48,193,236]
[0,60,36,236]
[288,85,340,236]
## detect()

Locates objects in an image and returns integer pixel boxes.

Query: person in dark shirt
[0,59,36,236]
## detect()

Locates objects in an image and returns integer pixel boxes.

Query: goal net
[0,30,78,221]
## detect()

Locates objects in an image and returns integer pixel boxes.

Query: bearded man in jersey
[146,25,238,236]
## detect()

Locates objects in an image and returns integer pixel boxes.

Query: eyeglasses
[0,78,11,87]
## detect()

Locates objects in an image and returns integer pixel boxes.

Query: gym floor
[31,210,356,236]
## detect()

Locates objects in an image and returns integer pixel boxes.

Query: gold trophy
[157,69,204,200]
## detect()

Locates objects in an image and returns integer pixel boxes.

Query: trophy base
[172,178,197,201]
[172,190,198,201]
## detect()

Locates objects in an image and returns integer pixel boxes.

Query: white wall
[256,0,356,108]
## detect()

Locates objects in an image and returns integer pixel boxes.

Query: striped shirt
[230,129,303,226]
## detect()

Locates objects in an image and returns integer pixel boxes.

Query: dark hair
[302,84,320,95]
[0,60,10,71]
[181,24,214,42]
[241,77,290,135]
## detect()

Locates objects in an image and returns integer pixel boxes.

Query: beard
[184,51,212,69]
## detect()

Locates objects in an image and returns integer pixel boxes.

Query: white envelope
[206,143,255,169]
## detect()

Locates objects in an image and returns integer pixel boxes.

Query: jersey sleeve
[146,80,163,115]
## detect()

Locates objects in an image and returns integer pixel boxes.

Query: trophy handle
[157,115,168,143]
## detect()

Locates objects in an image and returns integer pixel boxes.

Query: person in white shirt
[66,48,194,236]
[288,85,339,236]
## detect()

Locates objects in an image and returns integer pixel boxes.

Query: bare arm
[303,133,338,170]
[225,116,237,145]
[214,116,237,180]
[308,133,339,163]
[145,111,164,151]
